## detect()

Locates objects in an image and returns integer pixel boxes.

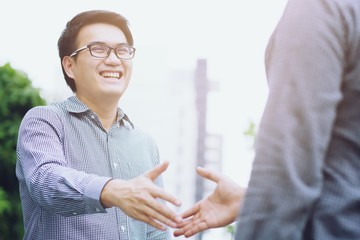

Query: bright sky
[1,0,287,185]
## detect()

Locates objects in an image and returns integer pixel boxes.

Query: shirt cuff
[84,176,112,214]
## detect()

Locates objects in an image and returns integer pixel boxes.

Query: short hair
[57,10,134,92]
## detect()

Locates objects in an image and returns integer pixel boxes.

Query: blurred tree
[0,63,46,239]
[243,121,256,138]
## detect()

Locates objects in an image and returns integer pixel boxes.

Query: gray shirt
[16,96,170,240]
[236,0,360,239]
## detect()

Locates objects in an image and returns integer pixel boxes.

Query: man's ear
[62,56,75,79]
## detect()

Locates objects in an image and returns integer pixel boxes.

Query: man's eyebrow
[89,41,105,45]
[88,41,130,46]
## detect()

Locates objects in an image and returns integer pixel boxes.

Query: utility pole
[194,59,223,240]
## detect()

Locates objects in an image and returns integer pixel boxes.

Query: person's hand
[100,161,182,231]
[173,167,244,238]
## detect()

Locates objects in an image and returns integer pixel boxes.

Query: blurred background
[0,0,287,239]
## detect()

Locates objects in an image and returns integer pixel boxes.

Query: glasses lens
[89,45,109,58]
[115,46,134,59]
[89,44,135,59]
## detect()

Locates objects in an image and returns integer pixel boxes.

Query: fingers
[144,161,169,181]
[132,174,182,225]
[179,203,200,219]
[173,228,185,237]
[184,222,209,238]
[173,218,195,236]
[139,214,167,231]
[106,161,185,231]
[152,186,182,207]
[173,204,202,237]
[143,161,182,207]
[144,196,182,225]
[173,218,207,238]
[117,186,182,230]
[196,166,221,183]
[138,202,180,229]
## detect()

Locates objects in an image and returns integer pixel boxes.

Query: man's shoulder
[23,101,68,122]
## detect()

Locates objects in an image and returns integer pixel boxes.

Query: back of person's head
[58,10,134,92]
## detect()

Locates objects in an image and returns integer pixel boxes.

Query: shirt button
[113,162,118,169]
[95,208,100,212]
[121,225,126,232]
[91,115,95,119]
[72,212,77,215]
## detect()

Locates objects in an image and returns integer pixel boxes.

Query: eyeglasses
[69,43,136,60]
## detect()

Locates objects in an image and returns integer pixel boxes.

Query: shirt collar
[64,96,134,129]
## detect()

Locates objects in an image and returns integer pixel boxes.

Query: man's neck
[76,93,119,131]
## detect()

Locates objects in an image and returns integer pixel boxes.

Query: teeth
[101,72,120,79]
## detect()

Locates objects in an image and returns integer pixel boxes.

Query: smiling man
[16,10,181,240]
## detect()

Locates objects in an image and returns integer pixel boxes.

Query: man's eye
[117,47,130,54]
[92,45,108,52]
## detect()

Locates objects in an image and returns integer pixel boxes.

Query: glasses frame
[69,43,136,60]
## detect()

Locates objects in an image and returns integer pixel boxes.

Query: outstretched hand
[101,161,182,231]
[173,167,244,238]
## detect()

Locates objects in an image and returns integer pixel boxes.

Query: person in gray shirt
[16,10,181,240]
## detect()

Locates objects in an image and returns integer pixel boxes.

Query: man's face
[67,23,133,102]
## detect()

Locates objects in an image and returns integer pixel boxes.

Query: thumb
[144,161,169,181]
[196,167,221,183]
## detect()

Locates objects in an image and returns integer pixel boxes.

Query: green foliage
[226,223,236,239]
[243,121,256,137]
[0,63,46,239]
[222,122,257,239]
[243,121,256,150]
